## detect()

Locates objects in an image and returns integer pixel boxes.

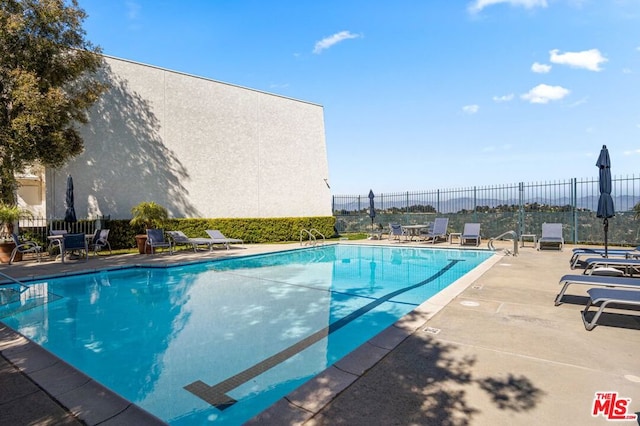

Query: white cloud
[126,1,141,20]
[531,62,551,73]
[313,31,360,54]
[493,94,514,102]
[622,68,632,74]
[468,0,547,14]
[623,149,640,156]
[463,104,480,114]
[549,49,607,71]
[521,84,570,104]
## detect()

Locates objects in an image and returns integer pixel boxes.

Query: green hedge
[107,216,336,249]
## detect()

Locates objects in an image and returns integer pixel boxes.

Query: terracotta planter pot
[135,235,152,254]
[0,242,21,263]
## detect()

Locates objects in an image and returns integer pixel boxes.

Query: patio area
[1,239,639,425]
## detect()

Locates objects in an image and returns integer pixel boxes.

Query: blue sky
[78,0,640,195]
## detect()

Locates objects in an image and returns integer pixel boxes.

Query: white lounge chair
[538,223,564,251]
[146,229,173,255]
[582,288,640,330]
[460,223,481,246]
[205,230,244,249]
[419,218,449,244]
[555,274,640,306]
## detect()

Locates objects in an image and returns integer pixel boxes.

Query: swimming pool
[1,244,493,425]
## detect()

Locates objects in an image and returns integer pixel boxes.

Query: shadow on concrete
[310,311,544,425]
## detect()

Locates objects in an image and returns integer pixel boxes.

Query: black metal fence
[333,176,640,245]
[15,216,110,246]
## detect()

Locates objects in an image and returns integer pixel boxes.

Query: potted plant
[0,204,30,263]
[130,201,169,254]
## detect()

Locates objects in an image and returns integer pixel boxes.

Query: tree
[633,202,640,221]
[0,0,107,205]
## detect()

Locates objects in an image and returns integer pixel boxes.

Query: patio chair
[419,218,449,244]
[9,233,42,265]
[460,223,481,246]
[61,233,88,263]
[582,287,640,330]
[146,229,173,255]
[538,223,564,251]
[388,223,405,241]
[88,229,112,256]
[47,229,68,254]
[555,274,640,306]
[205,230,244,249]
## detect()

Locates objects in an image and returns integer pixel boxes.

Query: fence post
[518,182,524,238]
[572,177,578,244]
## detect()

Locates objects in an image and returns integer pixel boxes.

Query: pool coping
[245,247,502,424]
[0,243,500,425]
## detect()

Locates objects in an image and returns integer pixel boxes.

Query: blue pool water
[1,244,492,425]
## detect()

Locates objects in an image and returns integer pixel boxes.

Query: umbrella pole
[603,218,609,258]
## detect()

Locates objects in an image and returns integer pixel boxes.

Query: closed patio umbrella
[64,175,77,224]
[368,189,376,232]
[596,145,615,258]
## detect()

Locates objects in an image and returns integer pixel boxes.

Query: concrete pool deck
[1,240,639,425]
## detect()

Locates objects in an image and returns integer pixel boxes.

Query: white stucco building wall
[45,56,332,220]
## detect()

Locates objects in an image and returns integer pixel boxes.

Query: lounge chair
[88,229,112,256]
[538,223,564,251]
[388,223,406,241]
[569,246,640,269]
[419,218,449,244]
[9,233,42,265]
[460,223,481,246]
[205,230,244,249]
[167,230,220,252]
[146,229,173,255]
[581,257,640,277]
[61,233,88,263]
[582,288,640,330]
[555,274,640,306]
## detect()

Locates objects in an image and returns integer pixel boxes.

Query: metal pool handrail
[488,230,518,256]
